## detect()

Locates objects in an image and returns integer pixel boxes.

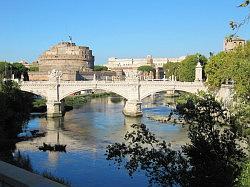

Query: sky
[0,0,249,65]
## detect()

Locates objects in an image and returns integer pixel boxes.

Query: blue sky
[0,0,249,64]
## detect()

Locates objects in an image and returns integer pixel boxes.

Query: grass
[12,151,71,186]
[42,171,71,186]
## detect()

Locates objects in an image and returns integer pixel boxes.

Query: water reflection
[15,94,189,187]
[124,116,142,131]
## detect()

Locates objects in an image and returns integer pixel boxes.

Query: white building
[104,55,186,79]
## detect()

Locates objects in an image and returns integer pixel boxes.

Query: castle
[29,42,95,81]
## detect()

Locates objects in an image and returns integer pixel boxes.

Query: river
[15,93,189,187]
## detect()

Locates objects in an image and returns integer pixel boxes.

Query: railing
[20,80,206,87]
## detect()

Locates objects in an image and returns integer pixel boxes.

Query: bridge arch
[140,86,206,100]
[20,89,47,99]
[21,90,47,99]
[59,87,129,101]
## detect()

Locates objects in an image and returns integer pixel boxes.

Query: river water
[15,94,188,187]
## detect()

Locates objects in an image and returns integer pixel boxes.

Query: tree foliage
[177,94,246,186]
[0,81,33,139]
[29,65,39,72]
[106,123,189,186]
[0,81,33,125]
[0,61,12,80]
[178,54,207,82]
[237,160,250,187]
[163,62,179,79]
[94,65,108,71]
[106,94,247,186]
[0,61,28,80]
[229,0,250,35]
[205,41,250,100]
[0,80,33,163]
[12,62,28,80]
[137,65,155,73]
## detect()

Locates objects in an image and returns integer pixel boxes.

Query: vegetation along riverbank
[0,80,70,185]
[32,92,122,113]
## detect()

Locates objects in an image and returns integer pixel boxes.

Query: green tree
[178,54,207,82]
[137,65,155,73]
[94,65,108,71]
[0,80,33,162]
[177,94,246,186]
[163,62,179,79]
[106,123,189,186]
[205,41,250,100]
[237,160,250,187]
[29,65,39,72]
[106,94,246,186]
[0,62,29,80]
[0,80,33,126]
[12,63,28,80]
[0,61,12,80]
[230,0,250,35]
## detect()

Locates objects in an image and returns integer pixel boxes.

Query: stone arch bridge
[20,79,207,117]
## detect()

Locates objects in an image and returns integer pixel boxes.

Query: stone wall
[223,37,246,51]
[28,72,49,81]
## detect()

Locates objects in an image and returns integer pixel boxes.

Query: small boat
[30,130,46,138]
[38,143,67,152]
[54,144,67,152]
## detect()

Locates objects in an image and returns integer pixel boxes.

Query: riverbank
[31,92,120,113]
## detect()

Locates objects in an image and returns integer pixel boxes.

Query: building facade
[19,60,31,69]
[223,37,246,51]
[104,55,186,79]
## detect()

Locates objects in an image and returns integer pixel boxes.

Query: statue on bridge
[48,69,63,83]
[195,55,203,82]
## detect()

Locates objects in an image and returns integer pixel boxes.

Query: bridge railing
[20,79,205,86]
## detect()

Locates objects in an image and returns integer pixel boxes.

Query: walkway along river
[15,93,189,187]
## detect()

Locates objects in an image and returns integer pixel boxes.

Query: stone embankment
[0,161,65,187]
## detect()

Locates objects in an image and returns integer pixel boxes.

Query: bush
[94,65,108,71]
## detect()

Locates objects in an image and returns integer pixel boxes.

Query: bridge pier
[47,100,65,118]
[123,100,143,117]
